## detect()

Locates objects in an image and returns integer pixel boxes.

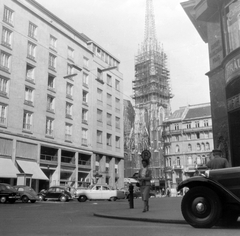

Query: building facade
[0,0,124,191]
[181,0,240,167]
[163,103,213,189]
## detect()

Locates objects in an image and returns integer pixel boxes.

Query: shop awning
[0,158,20,178]
[17,160,48,180]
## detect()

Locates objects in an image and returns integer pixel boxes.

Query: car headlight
[204,170,210,178]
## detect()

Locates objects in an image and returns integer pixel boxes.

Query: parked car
[75,184,125,202]
[0,183,20,203]
[177,166,240,228]
[14,185,38,203]
[38,186,73,202]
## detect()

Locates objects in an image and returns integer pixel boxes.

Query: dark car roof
[0,183,11,186]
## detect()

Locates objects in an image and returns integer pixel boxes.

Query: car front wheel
[78,195,87,202]
[38,195,44,201]
[181,186,222,228]
[0,196,7,203]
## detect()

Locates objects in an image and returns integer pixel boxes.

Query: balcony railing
[40,154,57,162]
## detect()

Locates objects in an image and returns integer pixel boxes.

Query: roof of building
[168,108,186,121]
[184,105,211,120]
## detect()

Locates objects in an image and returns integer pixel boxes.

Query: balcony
[40,154,58,163]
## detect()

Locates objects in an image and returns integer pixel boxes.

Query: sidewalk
[94,197,187,224]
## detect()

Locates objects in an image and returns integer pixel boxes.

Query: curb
[93,212,187,225]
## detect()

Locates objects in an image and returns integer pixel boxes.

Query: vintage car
[0,183,20,203]
[75,184,125,202]
[38,186,73,202]
[177,166,240,228]
[14,185,39,203]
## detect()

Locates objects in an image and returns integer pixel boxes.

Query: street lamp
[63,64,82,79]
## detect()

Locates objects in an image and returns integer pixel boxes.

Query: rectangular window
[83,72,89,86]
[195,121,200,128]
[107,93,112,106]
[115,136,120,148]
[25,86,34,106]
[186,123,191,129]
[97,130,102,143]
[82,109,88,123]
[115,79,120,91]
[68,47,74,60]
[49,35,57,50]
[204,120,209,127]
[116,117,120,129]
[97,68,103,80]
[67,63,74,76]
[47,95,55,112]
[107,133,112,146]
[66,102,72,118]
[115,98,120,112]
[107,113,112,126]
[49,53,56,70]
[174,124,179,130]
[28,22,37,39]
[97,88,103,101]
[82,128,88,145]
[48,74,55,90]
[3,6,14,25]
[23,111,32,131]
[82,90,88,103]
[0,103,7,126]
[0,76,8,96]
[65,123,72,141]
[107,74,112,86]
[83,57,89,68]
[26,64,35,82]
[66,82,73,98]
[27,41,36,60]
[2,27,12,48]
[46,117,54,136]
[97,109,103,122]
[0,50,11,72]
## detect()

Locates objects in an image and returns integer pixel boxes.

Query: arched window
[206,142,210,150]
[176,145,180,153]
[197,143,201,151]
[201,143,205,151]
[188,144,192,152]
[176,157,180,166]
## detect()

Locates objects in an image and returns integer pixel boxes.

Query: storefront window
[223,0,240,54]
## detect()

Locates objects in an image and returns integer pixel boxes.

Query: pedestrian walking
[206,149,229,169]
[138,157,152,212]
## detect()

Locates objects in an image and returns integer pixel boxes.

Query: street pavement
[94,196,187,224]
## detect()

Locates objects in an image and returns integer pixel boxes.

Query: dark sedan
[0,183,20,203]
[38,186,73,202]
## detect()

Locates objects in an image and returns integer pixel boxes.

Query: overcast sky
[37,0,210,112]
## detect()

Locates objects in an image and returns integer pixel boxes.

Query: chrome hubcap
[196,202,205,213]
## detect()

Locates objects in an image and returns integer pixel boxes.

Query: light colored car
[75,184,125,202]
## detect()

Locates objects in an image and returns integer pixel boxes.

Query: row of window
[166,132,212,142]
[171,142,211,154]
[97,130,121,148]
[173,119,210,130]
[93,44,119,70]
[0,104,121,147]
[166,155,208,168]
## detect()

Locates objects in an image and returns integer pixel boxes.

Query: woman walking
[138,158,152,212]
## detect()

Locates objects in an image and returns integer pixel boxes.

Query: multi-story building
[0,0,124,191]
[163,103,213,189]
[181,0,240,167]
